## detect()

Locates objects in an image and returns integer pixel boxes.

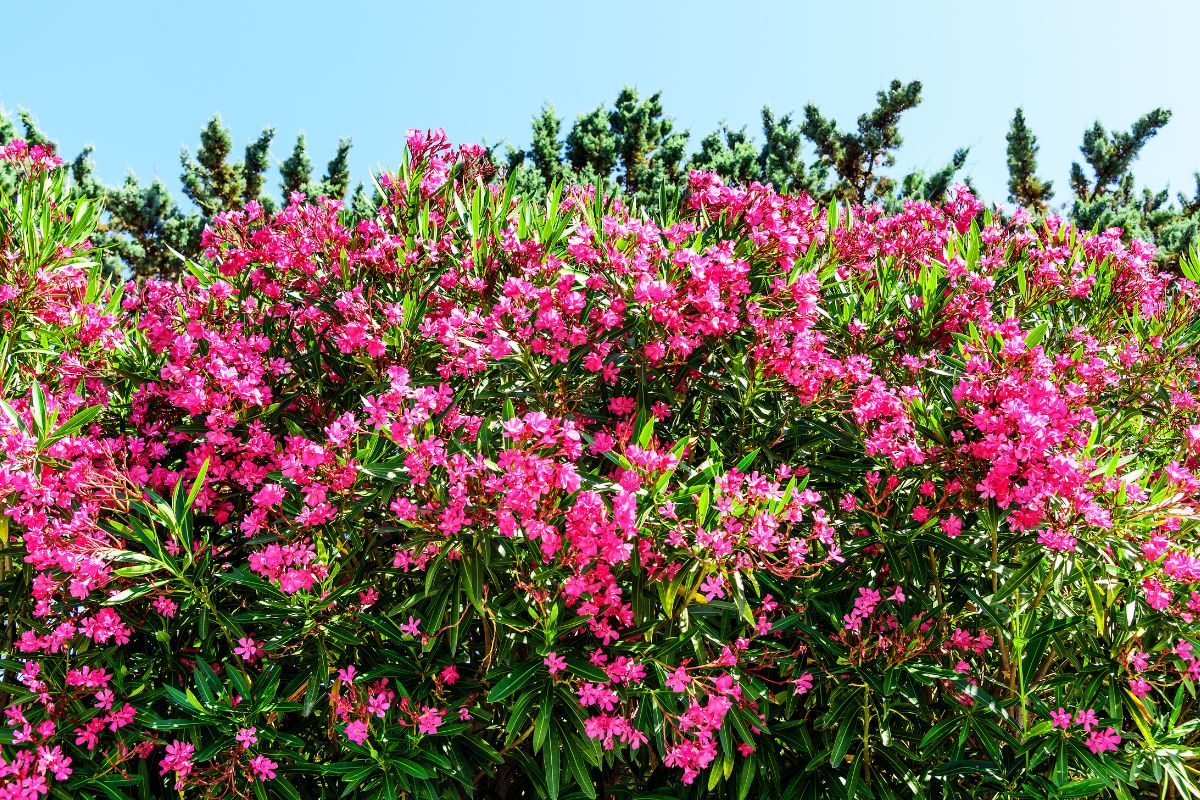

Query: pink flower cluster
[0,131,1196,796]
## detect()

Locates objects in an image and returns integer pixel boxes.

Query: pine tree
[71,145,203,279]
[801,79,923,204]
[607,87,687,201]
[1,110,52,197]
[103,175,203,280]
[349,182,380,219]
[529,105,564,188]
[320,138,353,202]
[1160,174,1200,257]
[759,108,815,195]
[0,112,17,198]
[9,83,1200,275]
[690,124,758,185]
[16,110,50,146]
[889,148,970,209]
[243,128,276,208]
[1070,109,1171,202]
[1067,109,1183,251]
[565,106,617,189]
[182,115,251,213]
[1005,108,1053,212]
[280,133,315,202]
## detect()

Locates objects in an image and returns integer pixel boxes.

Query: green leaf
[737,756,756,800]
[46,404,101,443]
[185,458,210,511]
[487,660,542,703]
[561,730,595,799]
[545,723,561,800]
[1024,321,1049,348]
[830,715,854,766]
[392,759,431,780]
[919,717,961,750]
[29,381,46,437]
[1059,778,1109,797]
[1080,569,1107,637]
[534,686,552,753]
[734,448,760,474]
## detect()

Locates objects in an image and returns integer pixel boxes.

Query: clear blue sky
[3,0,1196,208]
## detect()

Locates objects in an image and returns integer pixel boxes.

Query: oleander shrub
[0,129,1199,800]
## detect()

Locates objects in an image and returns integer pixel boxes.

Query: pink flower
[344,720,369,745]
[1086,727,1122,755]
[160,740,195,787]
[544,652,567,674]
[417,707,444,736]
[252,483,286,508]
[1050,708,1072,730]
[700,575,726,602]
[793,673,814,695]
[235,637,262,662]
[249,754,278,781]
[36,745,72,781]
[236,727,258,749]
[1144,579,1173,610]
[940,515,963,538]
[666,667,691,693]
[440,665,460,685]
[152,596,178,618]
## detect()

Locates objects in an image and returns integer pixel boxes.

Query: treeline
[2,79,1198,279]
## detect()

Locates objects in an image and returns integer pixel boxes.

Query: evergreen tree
[1067,109,1187,253]
[243,127,276,208]
[16,110,50,146]
[0,112,16,198]
[1159,174,1200,257]
[608,87,687,201]
[529,105,564,188]
[1005,108,1053,212]
[69,145,202,279]
[280,132,315,202]
[8,82,1200,275]
[181,115,267,213]
[320,138,354,202]
[759,108,817,195]
[1070,109,1171,202]
[102,174,203,280]
[501,146,542,199]
[565,105,617,189]
[349,181,381,220]
[888,148,971,209]
[801,79,923,204]
[690,124,758,185]
[1,110,52,197]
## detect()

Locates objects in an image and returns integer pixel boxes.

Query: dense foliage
[5,80,1200,281]
[0,129,1199,800]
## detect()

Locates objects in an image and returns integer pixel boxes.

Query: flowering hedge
[0,130,1198,800]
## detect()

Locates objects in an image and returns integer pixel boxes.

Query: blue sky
[3,0,1196,208]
